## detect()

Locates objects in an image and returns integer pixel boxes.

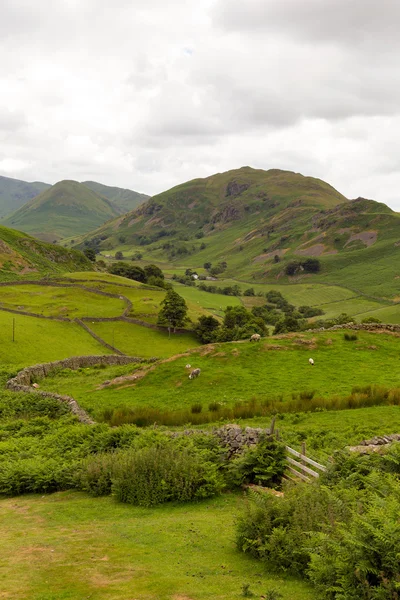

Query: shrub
[208,401,221,412]
[344,332,358,341]
[191,403,203,414]
[112,445,223,507]
[78,452,116,496]
[227,438,286,489]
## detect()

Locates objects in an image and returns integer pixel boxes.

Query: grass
[88,321,200,359]
[240,404,400,461]
[0,284,126,318]
[0,491,316,600]
[0,311,111,367]
[39,330,400,419]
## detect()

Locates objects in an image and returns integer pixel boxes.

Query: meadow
[0,284,126,318]
[39,330,400,419]
[0,310,110,368]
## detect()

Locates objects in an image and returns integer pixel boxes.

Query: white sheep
[185,364,191,369]
[309,358,314,366]
[189,368,201,380]
[250,333,261,342]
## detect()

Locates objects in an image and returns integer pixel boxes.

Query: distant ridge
[2,180,120,241]
[0,175,149,232]
[0,175,50,218]
[82,181,149,214]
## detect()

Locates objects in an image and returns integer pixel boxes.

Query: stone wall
[170,423,272,458]
[74,319,125,354]
[307,323,400,334]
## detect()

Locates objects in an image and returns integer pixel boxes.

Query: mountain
[0,175,50,218]
[76,166,347,250]
[76,166,400,297]
[0,224,92,280]
[82,181,149,214]
[1,180,121,242]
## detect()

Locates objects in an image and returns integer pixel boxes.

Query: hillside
[0,224,92,279]
[1,180,121,241]
[75,167,400,298]
[82,181,149,214]
[0,175,50,218]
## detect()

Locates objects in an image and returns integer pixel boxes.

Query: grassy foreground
[0,491,316,600]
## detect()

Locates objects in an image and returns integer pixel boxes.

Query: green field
[39,330,400,418]
[0,311,110,367]
[0,492,315,600]
[0,284,126,318]
[89,320,200,359]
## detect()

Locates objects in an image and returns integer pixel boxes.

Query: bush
[112,445,223,507]
[344,332,358,341]
[191,403,203,414]
[227,438,286,489]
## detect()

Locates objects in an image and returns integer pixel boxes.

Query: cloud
[213,0,400,47]
[0,0,399,210]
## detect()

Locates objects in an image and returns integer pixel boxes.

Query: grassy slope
[82,180,149,214]
[71,171,400,300]
[0,284,126,318]
[0,310,110,367]
[0,492,315,600]
[40,330,400,418]
[0,225,92,280]
[0,175,50,218]
[73,166,347,256]
[2,180,120,241]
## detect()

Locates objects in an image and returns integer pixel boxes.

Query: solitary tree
[157,290,188,334]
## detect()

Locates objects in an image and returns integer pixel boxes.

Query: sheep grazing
[189,368,201,380]
[250,333,261,342]
[309,358,314,366]
[185,364,191,369]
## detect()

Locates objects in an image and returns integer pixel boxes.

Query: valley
[0,166,400,599]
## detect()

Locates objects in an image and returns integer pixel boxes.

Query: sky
[1,0,400,209]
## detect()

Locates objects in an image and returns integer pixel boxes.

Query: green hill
[0,225,92,279]
[76,167,347,249]
[1,180,121,241]
[0,175,50,218]
[82,181,149,214]
[75,167,400,298]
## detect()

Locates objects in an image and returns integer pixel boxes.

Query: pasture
[39,330,400,419]
[0,311,110,367]
[88,320,200,359]
[0,284,126,318]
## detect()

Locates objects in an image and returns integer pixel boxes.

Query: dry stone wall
[6,354,147,424]
[171,423,272,457]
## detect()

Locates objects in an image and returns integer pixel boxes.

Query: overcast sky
[1,0,400,209]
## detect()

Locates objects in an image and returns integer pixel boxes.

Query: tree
[203,262,212,270]
[108,262,146,282]
[194,315,220,343]
[83,248,96,262]
[115,251,124,260]
[144,264,164,280]
[157,290,188,333]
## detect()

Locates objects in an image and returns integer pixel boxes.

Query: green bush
[112,445,223,507]
[227,438,286,489]
[344,332,358,341]
[78,452,116,496]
